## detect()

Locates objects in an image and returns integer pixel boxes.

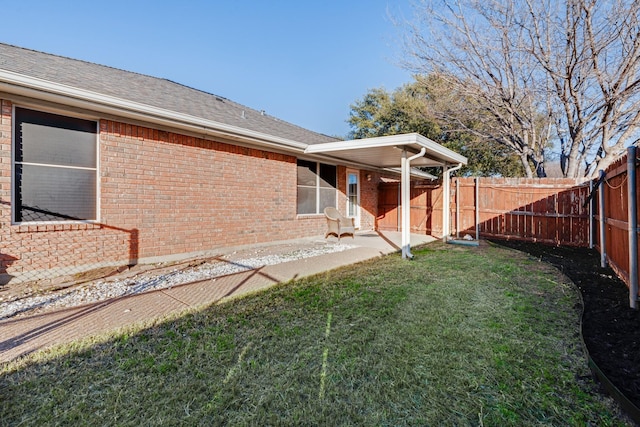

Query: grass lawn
[0,242,630,426]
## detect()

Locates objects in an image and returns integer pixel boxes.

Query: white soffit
[394,167,438,180]
[304,133,468,168]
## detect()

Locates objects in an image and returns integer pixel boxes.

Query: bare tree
[403,0,640,177]
[404,0,552,177]
[524,0,640,176]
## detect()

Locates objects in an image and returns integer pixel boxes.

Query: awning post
[401,150,410,258]
[442,163,463,241]
[401,147,427,259]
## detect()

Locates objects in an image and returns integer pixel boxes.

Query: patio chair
[323,207,355,240]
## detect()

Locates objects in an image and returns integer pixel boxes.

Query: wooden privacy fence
[376,148,640,305]
[453,178,591,246]
[377,181,444,236]
[377,177,591,246]
[596,149,640,304]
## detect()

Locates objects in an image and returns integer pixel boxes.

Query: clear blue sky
[1,1,415,138]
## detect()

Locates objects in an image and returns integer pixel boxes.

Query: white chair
[323,207,355,240]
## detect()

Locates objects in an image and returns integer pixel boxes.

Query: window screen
[296,160,336,214]
[14,107,98,222]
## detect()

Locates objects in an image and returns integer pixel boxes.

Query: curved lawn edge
[576,287,640,424]
[0,241,633,426]
[489,239,640,424]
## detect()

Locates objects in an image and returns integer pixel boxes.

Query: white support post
[442,166,450,241]
[401,150,410,259]
[401,147,427,259]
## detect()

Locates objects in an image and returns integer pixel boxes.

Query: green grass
[0,242,630,426]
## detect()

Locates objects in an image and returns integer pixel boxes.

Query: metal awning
[305,133,467,168]
[304,133,468,258]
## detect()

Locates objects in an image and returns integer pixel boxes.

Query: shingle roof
[0,43,339,145]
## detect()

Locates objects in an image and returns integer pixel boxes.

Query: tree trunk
[565,142,583,178]
[590,153,621,178]
[530,151,547,178]
[521,154,534,178]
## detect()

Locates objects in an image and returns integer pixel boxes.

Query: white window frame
[346,168,361,228]
[12,105,100,224]
[296,159,337,215]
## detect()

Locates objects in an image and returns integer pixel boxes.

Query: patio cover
[304,133,468,258]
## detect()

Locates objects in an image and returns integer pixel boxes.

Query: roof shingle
[0,43,339,145]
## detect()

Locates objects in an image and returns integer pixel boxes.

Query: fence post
[475,177,480,240]
[455,178,460,238]
[627,146,638,309]
[589,179,594,249]
[599,170,607,268]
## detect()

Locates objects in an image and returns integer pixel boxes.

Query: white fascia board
[414,134,468,165]
[300,152,387,171]
[410,167,438,180]
[0,69,308,153]
[384,167,438,180]
[305,132,468,166]
[304,133,419,153]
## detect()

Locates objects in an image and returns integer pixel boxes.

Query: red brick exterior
[2,100,377,284]
[335,168,380,231]
[359,170,380,230]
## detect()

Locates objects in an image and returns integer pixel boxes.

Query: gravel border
[0,241,355,320]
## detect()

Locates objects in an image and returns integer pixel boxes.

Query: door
[346,169,360,228]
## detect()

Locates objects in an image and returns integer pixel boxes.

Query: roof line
[5,43,233,102]
[0,68,309,153]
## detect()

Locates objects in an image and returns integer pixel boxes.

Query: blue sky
[1,1,415,138]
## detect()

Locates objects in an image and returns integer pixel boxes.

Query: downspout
[627,146,638,309]
[442,163,463,241]
[401,147,427,259]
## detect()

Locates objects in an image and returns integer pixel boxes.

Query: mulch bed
[490,239,640,414]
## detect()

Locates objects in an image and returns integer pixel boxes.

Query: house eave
[0,69,309,154]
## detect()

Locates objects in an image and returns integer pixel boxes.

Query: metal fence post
[589,179,594,249]
[599,170,607,268]
[627,146,638,309]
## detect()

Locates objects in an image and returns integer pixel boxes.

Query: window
[13,107,98,222]
[296,160,336,214]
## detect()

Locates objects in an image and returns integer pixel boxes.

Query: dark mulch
[490,239,640,413]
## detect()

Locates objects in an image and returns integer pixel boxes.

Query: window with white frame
[13,107,98,222]
[296,159,337,214]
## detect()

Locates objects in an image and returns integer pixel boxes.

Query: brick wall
[0,100,332,284]
[359,171,379,230]
[334,168,380,231]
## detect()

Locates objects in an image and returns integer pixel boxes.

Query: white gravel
[0,242,355,321]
